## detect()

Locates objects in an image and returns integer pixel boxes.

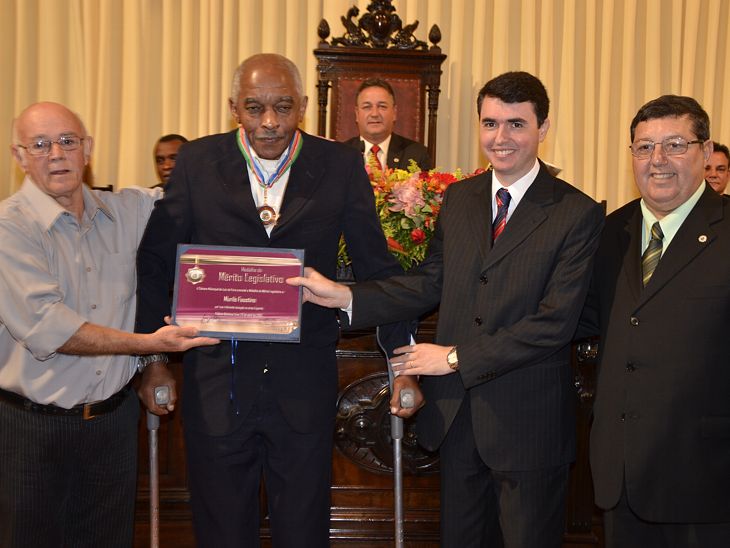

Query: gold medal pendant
[258,205,278,226]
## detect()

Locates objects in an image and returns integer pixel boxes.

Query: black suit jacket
[344,133,433,170]
[351,163,604,470]
[579,186,730,522]
[136,130,406,436]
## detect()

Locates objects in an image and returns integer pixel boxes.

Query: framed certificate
[172,244,304,342]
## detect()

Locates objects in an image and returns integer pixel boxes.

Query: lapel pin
[698,234,708,243]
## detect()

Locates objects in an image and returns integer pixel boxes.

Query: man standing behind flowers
[345,78,433,170]
[290,71,604,548]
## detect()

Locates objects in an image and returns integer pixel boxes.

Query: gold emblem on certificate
[185,265,206,284]
[257,205,278,226]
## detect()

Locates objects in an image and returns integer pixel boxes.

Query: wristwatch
[136,353,169,374]
[446,346,459,371]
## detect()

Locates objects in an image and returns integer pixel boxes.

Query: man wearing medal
[136,53,421,547]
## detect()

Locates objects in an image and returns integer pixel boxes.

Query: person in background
[579,95,730,547]
[0,102,217,548]
[344,78,433,171]
[705,141,729,194]
[153,133,188,186]
[136,54,420,547]
[290,71,604,548]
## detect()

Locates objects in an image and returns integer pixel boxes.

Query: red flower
[410,228,426,244]
[339,164,479,270]
[387,237,404,252]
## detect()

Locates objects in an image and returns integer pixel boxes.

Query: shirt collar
[19,176,115,231]
[640,181,706,250]
[491,158,540,207]
[362,134,392,158]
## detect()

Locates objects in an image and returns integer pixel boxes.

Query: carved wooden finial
[428,24,442,46]
[317,18,331,46]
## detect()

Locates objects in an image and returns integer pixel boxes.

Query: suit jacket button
[479,274,488,284]
[619,413,626,422]
[474,316,483,326]
[630,316,639,326]
[626,362,636,372]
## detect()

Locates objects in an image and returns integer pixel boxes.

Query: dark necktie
[492,188,511,242]
[369,144,383,171]
[641,222,664,286]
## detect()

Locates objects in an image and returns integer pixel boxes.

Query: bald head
[11,102,93,215]
[230,54,304,102]
[12,102,88,144]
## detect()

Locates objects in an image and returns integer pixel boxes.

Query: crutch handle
[400,388,415,409]
[146,385,170,430]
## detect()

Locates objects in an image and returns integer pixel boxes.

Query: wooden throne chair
[313,0,447,161]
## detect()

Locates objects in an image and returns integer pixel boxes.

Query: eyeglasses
[16,135,84,156]
[629,137,704,158]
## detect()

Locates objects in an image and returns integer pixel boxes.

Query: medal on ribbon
[237,129,302,226]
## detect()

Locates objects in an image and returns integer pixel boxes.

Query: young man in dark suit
[579,95,730,547]
[135,54,420,547]
[343,78,433,170]
[290,71,604,548]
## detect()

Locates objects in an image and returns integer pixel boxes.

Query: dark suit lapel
[483,166,550,270]
[638,187,722,305]
[211,132,270,239]
[618,206,643,303]
[387,134,405,168]
[272,133,326,234]
[465,171,492,264]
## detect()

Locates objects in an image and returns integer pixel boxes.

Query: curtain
[1,0,728,212]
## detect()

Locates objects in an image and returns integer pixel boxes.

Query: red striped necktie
[492,188,511,242]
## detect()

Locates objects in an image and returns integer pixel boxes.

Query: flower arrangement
[340,160,481,271]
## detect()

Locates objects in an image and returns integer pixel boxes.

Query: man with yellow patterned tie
[579,95,730,547]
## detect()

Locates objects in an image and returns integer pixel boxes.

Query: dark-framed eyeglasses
[16,135,85,156]
[629,137,704,158]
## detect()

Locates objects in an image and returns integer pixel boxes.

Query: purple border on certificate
[172,244,304,342]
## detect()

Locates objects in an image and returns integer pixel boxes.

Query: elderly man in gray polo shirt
[0,102,217,548]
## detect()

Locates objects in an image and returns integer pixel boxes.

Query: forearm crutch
[147,386,170,548]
